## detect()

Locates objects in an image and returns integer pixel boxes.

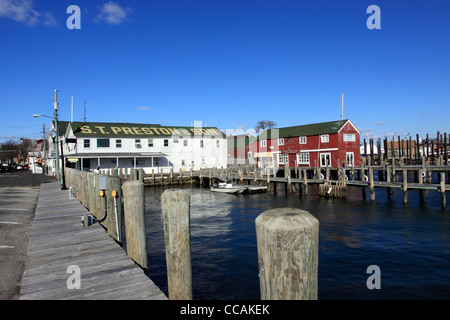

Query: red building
[241,119,360,168]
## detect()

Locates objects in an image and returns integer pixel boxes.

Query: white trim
[320,134,329,143]
[299,148,338,152]
[338,120,360,134]
[346,152,355,166]
[320,152,332,167]
[343,133,356,142]
[296,152,310,165]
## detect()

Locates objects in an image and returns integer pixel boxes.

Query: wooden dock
[20,181,167,300]
[185,164,448,207]
[97,163,449,207]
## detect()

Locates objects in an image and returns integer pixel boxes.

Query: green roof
[64,121,225,138]
[227,135,253,148]
[263,120,350,139]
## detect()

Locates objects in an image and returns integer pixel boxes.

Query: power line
[0,125,42,128]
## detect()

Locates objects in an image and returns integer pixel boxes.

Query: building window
[299,136,307,144]
[97,139,110,148]
[278,138,284,146]
[216,140,220,148]
[320,153,331,167]
[184,139,188,147]
[248,151,252,159]
[344,134,355,142]
[346,152,355,166]
[278,153,289,165]
[135,139,142,149]
[297,152,310,165]
[84,139,90,149]
[200,140,204,148]
[260,140,266,147]
[148,139,153,147]
[173,136,179,143]
[116,139,122,148]
[164,139,169,147]
[321,134,329,143]
[182,159,186,166]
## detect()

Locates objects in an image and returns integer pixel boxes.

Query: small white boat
[247,186,268,194]
[211,182,248,194]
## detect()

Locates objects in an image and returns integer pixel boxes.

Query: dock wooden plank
[20,181,167,300]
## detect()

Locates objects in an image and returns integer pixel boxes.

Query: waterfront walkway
[20,181,167,300]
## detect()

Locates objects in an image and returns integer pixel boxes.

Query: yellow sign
[254,152,273,158]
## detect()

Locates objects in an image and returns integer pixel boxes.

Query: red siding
[236,120,360,167]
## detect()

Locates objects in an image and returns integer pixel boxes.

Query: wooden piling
[441,172,446,210]
[403,169,408,206]
[255,208,319,300]
[123,180,147,270]
[302,169,308,196]
[419,168,425,204]
[161,190,193,300]
[369,167,375,201]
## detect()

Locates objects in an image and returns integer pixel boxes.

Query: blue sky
[1,0,449,142]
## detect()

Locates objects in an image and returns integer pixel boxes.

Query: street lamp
[33,114,52,119]
[33,90,66,190]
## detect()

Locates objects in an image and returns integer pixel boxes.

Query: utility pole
[53,90,61,185]
[42,123,46,175]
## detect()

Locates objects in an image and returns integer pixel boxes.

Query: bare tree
[266,120,277,129]
[0,140,20,163]
[254,120,277,132]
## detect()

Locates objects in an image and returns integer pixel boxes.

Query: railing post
[255,208,319,300]
[123,180,147,270]
[87,172,96,213]
[161,189,193,300]
[106,176,122,242]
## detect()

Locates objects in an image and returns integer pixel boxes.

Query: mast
[84,100,87,122]
[71,93,73,123]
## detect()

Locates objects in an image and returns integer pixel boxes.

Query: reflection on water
[141,185,450,300]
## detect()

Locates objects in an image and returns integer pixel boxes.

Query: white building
[46,121,227,175]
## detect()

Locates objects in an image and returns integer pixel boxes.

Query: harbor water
[140,184,450,300]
